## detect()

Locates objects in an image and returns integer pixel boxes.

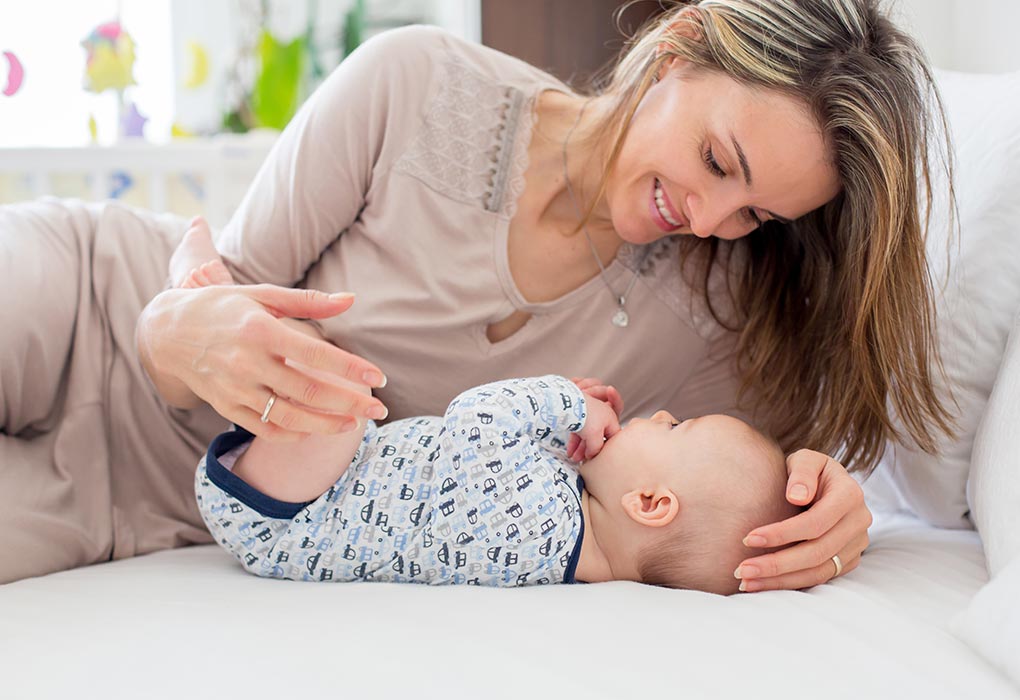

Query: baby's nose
[650,410,677,424]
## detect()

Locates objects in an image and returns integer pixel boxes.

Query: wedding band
[260,393,278,424]
[831,554,844,578]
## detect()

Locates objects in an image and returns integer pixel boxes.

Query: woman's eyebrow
[730,133,794,225]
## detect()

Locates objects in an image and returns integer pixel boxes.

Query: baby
[175,219,799,595]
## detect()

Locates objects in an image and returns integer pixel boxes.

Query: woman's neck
[529,91,619,257]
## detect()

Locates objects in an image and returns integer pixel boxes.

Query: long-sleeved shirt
[195,375,589,586]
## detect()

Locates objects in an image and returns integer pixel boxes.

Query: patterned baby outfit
[196,375,589,586]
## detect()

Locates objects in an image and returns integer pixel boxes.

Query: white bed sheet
[0,511,1015,700]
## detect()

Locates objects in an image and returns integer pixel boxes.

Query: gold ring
[831,554,843,578]
[260,393,277,423]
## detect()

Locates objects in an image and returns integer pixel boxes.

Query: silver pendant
[612,308,629,327]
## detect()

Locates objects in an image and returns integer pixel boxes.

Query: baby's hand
[567,380,622,463]
[180,259,235,289]
[569,377,624,417]
[170,216,236,289]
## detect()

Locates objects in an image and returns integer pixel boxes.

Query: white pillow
[967,308,1020,577]
[876,69,1020,528]
[952,557,1020,687]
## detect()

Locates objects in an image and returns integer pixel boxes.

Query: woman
[2,0,952,590]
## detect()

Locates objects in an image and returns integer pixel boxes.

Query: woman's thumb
[249,285,356,319]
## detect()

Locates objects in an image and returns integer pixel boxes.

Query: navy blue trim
[562,475,586,584]
[204,427,313,520]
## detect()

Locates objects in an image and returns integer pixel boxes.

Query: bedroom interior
[0,1,1018,697]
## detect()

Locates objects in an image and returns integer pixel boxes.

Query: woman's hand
[733,449,873,592]
[137,283,388,441]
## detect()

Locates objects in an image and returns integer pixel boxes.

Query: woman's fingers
[258,358,387,420]
[743,452,866,548]
[735,511,869,582]
[246,284,361,323]
[738,531,869,592]
[784,448,828,504]
[251,311,387,389]
[248,391,361,435]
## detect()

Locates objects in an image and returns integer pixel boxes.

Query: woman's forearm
[136,289,203,410]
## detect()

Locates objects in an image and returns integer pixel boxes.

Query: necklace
[562,100,643,328]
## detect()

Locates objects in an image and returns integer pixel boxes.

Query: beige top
[219,25,740,423]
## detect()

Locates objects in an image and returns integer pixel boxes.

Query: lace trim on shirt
[617,237,739,341]
[393,53,537,219]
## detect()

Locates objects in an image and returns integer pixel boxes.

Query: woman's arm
[136,27,444,437]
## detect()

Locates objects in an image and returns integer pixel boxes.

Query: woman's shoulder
[380,26,566,217]
[358,24,564,92]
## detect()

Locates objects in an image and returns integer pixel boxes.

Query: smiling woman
[2,0,951,596]
[569,0,955,476]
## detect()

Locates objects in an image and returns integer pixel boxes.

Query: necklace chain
[561,99,643,326]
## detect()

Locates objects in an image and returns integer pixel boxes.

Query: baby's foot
[170,216,235,288]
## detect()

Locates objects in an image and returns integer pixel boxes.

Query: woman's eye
[745,208,764,226]
[702,146,726,179]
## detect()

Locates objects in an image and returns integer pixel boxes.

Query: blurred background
[0,0,1016,226]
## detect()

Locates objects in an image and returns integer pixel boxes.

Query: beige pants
[0,199,226,584]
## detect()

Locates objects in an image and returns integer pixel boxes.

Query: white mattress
[0,511,1016,700]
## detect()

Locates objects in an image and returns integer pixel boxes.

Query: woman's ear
[656,8,702,79]
[621,488,680,527]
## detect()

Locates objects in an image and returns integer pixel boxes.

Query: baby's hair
[637,426,801,595]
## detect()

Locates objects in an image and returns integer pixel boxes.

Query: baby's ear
[621,488,679,528]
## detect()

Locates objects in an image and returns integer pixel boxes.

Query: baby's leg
[231,318,370,503]
[168,216,234,288]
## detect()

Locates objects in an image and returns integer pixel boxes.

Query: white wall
[892,0,1020,73]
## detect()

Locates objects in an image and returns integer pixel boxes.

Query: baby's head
[579,411,801,595]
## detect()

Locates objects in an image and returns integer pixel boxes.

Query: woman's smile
[652,178,686,230]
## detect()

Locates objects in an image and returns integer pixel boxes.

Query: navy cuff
[562,475,586,584]
[204,427,313,520]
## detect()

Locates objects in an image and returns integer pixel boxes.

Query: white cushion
[876,69,1020,528]
[967,308,1020,576]
[953,557,1020,687]
[951,309,1020,686]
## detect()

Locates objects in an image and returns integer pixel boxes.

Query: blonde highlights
[580,0,956,473]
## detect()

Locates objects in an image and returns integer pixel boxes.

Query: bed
[0,509,1013,700]
[1,68,1018,700]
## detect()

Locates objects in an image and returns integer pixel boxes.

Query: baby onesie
[195,375,589,586]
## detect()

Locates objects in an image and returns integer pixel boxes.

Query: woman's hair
[577,0,957,474]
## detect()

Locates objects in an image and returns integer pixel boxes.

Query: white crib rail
[0,133,276,227]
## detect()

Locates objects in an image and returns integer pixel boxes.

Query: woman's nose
[686,192,747,239]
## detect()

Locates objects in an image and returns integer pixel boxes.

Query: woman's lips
[649,178,686,232]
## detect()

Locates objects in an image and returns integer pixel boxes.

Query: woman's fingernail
[739,565,761,578]
[739,581,747,592]
[789,484,809,500]
[367,404,388,420]
[362,370,386,387]
[329,292,355,301]
[733,567,742,580]
[743,535,767,548]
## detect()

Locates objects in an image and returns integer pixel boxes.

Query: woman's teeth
[654,180,682,228]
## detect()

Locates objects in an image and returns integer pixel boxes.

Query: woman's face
[605,59,842,243]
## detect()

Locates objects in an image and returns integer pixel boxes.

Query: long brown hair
[578,0,956,474]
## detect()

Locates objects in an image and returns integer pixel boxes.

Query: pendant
[612,308,629,327]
